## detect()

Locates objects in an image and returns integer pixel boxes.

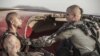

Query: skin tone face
[66,7,82,22]
[11,15,22,29]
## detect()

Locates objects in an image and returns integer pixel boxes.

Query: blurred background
[0,0,100,15]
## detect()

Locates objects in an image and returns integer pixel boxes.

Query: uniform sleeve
[97,29,100,42]
[31,36,56,47]
[31,30,73,47]
[56,30,73,40]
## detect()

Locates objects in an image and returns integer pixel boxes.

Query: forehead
[67,7,81,14]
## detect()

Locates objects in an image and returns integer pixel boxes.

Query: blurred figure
[31,5,100,56]
[2,12,44,56]
[55,5,100,56]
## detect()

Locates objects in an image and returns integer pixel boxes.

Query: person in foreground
[2,12,44,56]
[31,5,100,56]
[55,5,100,56]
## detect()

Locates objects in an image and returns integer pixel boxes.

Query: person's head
[66,5,83,22]
[6,12,22,29]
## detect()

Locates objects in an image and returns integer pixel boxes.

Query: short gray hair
[6,12,18,26]
[67,5,83,14]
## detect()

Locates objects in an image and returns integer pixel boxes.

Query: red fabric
[26,26,33,38]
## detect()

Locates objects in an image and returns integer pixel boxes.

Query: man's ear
[10,20,14,25]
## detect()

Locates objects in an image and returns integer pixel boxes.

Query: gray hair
[67,5,83,15]
[6,12,18,26]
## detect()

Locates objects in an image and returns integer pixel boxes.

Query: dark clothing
[56,39,73,56]
[56,39,80,56]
